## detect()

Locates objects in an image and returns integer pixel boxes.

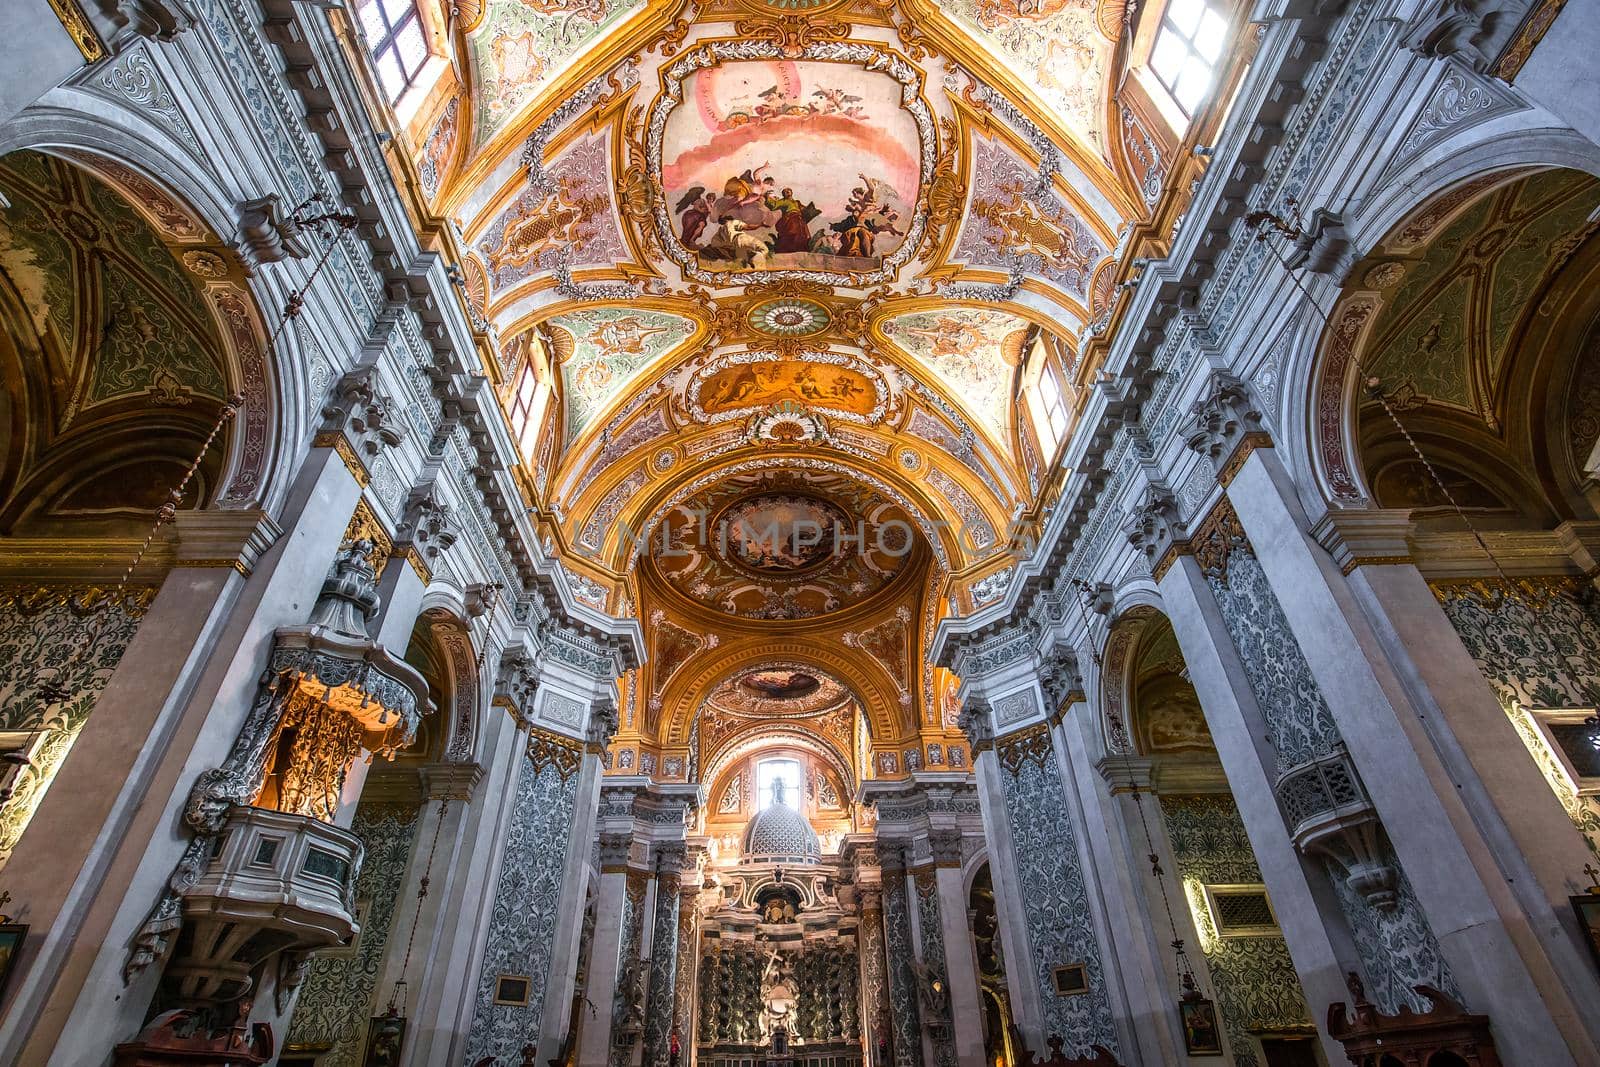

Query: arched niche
[409,607,482,765]
[1307,166,1600,522]
[0,148,290,531]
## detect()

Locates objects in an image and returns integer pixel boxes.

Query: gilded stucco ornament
[125,540,428,987]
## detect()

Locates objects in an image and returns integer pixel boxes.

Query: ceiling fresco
[0,151,227,411]
[405,0,1170,786]
[546,306,698,443]
[645,469,923,620]
[878,307,1030,448]
[661,57,925,274]
[1356,170,1600,413]
[464,0,643,147]
[706,664,854,719]
[944,0,1120,151]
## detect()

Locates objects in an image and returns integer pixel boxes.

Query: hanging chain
[1246,204,1555,663]
[388,795,451,1013]
[1071,581,1197,989]
[1363,380,1513,590]
[475,582,505,671]
[16,204,358,721]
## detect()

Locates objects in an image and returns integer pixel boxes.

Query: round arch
[0,96,309,515]
[1300,163,1600,511]
[661,638,904,747]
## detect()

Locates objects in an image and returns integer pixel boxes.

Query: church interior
[0,0,1598,1065]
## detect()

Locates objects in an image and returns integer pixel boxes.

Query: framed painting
[1179,996,1224,1056]
[1571,894,1600,973]
[0,924,25,1004]
[361,1011,406,1067]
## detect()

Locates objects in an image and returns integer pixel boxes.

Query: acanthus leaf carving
[1184,371,1267,473]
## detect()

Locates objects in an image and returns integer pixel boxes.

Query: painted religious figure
[663,60,921,272]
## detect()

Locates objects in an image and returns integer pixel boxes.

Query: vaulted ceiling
[396,0,1180,786]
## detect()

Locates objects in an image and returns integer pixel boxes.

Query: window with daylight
[1034,363,1071,454]
[756,758,802,810]
[1025,334,1072,456]
[507,362,550,461]
[1150,0,1228,119]
[353,0,429,103]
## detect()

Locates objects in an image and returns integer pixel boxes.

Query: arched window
[1024,332,1072,457]
[756,758,801,810]
[353,0,429,103]
[1150,0,1229,120]
[507,361,550,460]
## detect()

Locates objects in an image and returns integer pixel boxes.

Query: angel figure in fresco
[896,316,992,360]
[701,216,769,268]
[674,187,715,248]
[582,315,670,360]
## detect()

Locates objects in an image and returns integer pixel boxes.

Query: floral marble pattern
[1206,542,1456,1015]
[0,585,152,864]
[463,756,581,1064]
[1160,795,1309,1067]
[996,735,1119,1053]
[286,803,421,1066]
[881,872,925,1067]
[642,881,680,1067]
[913,871,956,1067]
[1204,552,1341,770]
[1435,580,1600,853]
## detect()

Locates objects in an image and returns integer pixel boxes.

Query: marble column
[1316,509,1600,1024]
[534,703,614,1065]
[1156,551,1362,1067]
[398,704,521,1064]
[927,830,984,1067]
[0,445,362,1066]
[643,845,686,1067]
[878,844,924,1067]
[847,844,891,1066]
[671,859,701,1067]
[577,826,646,1067]
[961,712,1046,1049]
[1223,441,1597,1062]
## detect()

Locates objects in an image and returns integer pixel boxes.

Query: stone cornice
[934,9,1347,661]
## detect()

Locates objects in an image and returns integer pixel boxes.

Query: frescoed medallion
[647,471,918,619]
[647,42,937,286]
[747,297,831,337]
[717,493,852,573]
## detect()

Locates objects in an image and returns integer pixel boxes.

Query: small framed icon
[1052,962,1089,996]
[493,974,531,1006]
[1179,996,1224,1056]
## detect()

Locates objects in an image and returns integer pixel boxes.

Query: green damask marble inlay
[1161,794,1309,1067]
[0,585,152,865]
